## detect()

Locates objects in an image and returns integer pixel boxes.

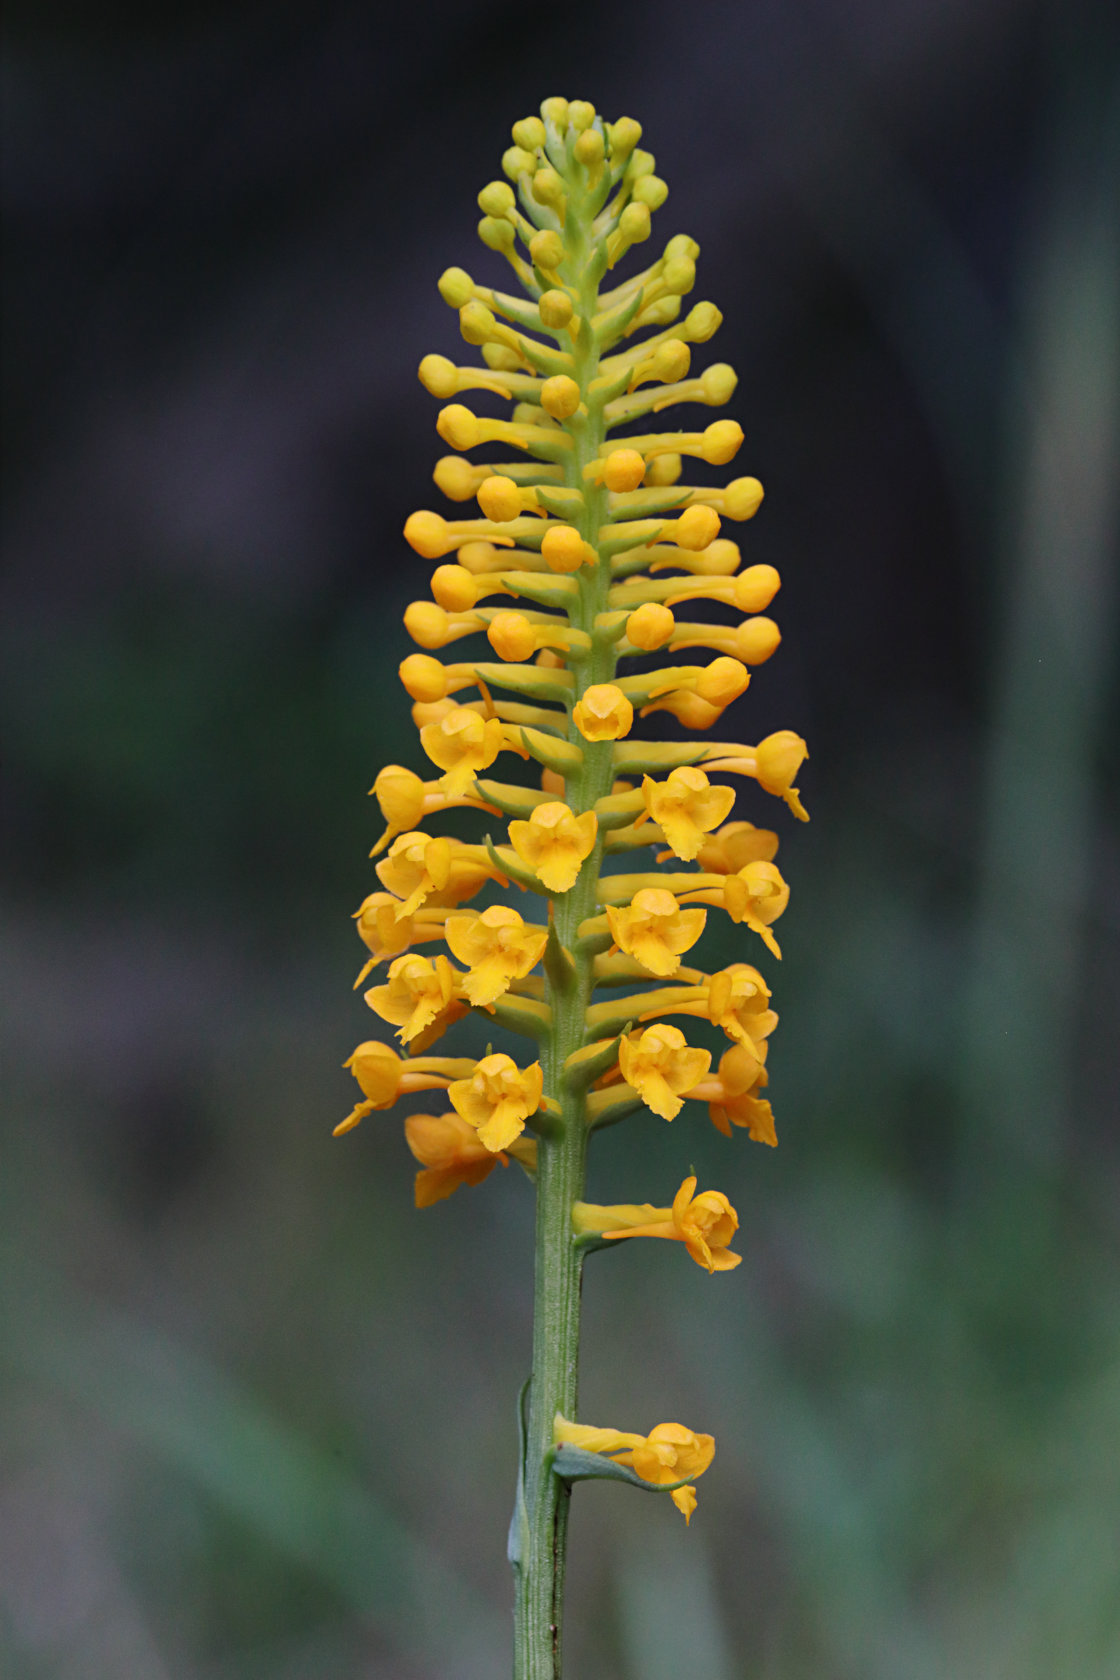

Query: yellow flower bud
[605,887,706,977]
[618,1023,710,1120]
[430,564,478,611]
[478,180,515,218]
[574,128,604,169]
[436,403,482,450]
[445,904,549,1006]
[419,706,505,795]
[618,201,650,244]
[607,116,642,157]
[540,97,569,132]
[539,289,574,329]
[700,362,738,404]
[541,524,592,573]
[683,300,722,341]
[722,476,765,520]
[603,448,646,491]
[700,419,743,464]
[502,145,537,181]
[417,353,459,399]
[644,453,682,486]
[626,602,675,650]
[372,764,427,832]
[674,504,721,550]
[437,266,475,308]
[567,99,596,131]
[508,801,598,893]
[404,510,455,559]
[540,375,582,420]
[449,1052,544,1152]
[529,229,564,271]
[694,655,749,707]
[488,611,538,662]
[641,766,735,861]
[632,175,669,210]
[512,115,545,151]
[737,616,781,664]
[477,475,523,523]
[404,600,451,648]
[734,564,781,611]
[573,683,634,742]
[433,455,482,501]
[531,167,566,210]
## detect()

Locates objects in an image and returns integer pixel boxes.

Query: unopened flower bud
[608,116,642,157]
[723,476,765,520]
[539,289,574,329]
[399,653,448,702]
[477,475,522,522]
[542,525,591,573]
[438,266,475,308]
[736,617,781,664]
[627,602,675,650]
[430,564,478,611]
[512,116,545,151]
[530,230,564,271]
[488,611,537,662]
[540,375,582,420]
[404,600,451,648]
[478,180,515,218]
[695,656,749,706]
[683,301,722,341]
[567,100,596,131]
[675,505,721,550]
[632,175,669,210]
[433,456,480,501]
[603,448,645,491]
[502,145,537,180]
[531,167,565,210]
[701,420,744,464]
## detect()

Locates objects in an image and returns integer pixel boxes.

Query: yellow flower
[364,953,463,1046]
[693,820,779,873]
[605,887,706,978]
[353,891,421,965]
[449,1052,544,1152]
[754,730,809,818]
[705,964,776,1046]
[404,1110,537,1207]
[375,830,496,917]
[335,1041,476,1135]
[553,1413,714,1523]
[419,706,505,795]
[444,904,548,1006]
[618,1023,710,1120]
[572,683,634,742]
[572,1174,741,1272]
[641,766,735,861]
[721,860,789,957]
[508,801,597,893]
[685,1043,777,1144]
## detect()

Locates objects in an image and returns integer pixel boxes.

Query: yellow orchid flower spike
[334,98,809,1675]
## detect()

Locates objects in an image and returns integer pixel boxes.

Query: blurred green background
[2,1,1118,1675]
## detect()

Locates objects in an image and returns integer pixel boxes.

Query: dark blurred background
[2,1,1118,1676]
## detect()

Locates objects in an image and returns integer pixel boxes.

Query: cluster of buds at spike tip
[337,98,809,1631]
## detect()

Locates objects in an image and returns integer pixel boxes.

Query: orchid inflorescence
[336,95,807,1678]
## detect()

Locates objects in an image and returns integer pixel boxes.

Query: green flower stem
[512,167,617,1680]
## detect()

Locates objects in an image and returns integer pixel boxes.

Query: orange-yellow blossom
[572,1174,741,1271]
[419,706,505,796]
[605,887,706,978]
[444,904,548,1006]
[693,820,779,873]
[364,953,464,1046]
[552,1413,715,1523]
[335,1040,475,1135]
[686,1042,778,1144]
[573,684,633,742]
[678,860,790,958]
[703,730,810,820]
[618,1023,711,1120]
[376,830,497,918]
[641,766,735,862]
[508,801,598,893]
[405,1109,537,1207]
[449,1052,544,1152]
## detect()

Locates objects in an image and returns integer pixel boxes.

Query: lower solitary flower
[553,1413,715,1523]
[572,1174,741,1271]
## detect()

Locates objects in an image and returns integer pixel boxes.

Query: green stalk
[512,167,617,1680]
